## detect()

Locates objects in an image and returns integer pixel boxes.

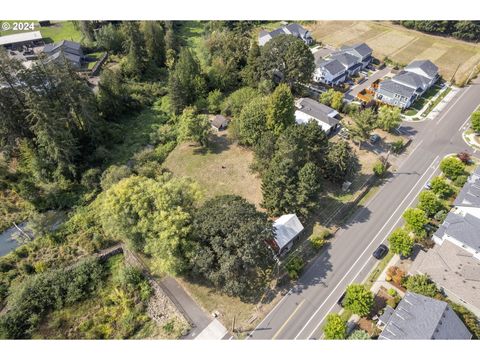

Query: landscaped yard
[307,21,480,85]
[164,133,263,208]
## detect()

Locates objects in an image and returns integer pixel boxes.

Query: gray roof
[44,40,82,56]
[392,71,431,90]
[332,52,359,68]
[0,31,43,46]
[259,23,310,42]
[378,79,416,98]
[343,43,373,58]
[434,211,480,252]
[320,59,345,75]
[284,23,310,38]
[454,178,480,208]
[211,115,229,129]
[296,97,339,127]
[405,60,439,79]
[379,292,471,340]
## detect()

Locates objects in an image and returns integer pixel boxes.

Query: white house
[453,166,480,219]
[294,97,340,135]
[313,58,347,85]
[273,214,304,254]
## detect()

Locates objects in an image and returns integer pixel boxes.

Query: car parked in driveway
[369,134,380,144]
[373,244,389,260]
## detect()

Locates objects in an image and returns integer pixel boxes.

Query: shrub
[471,111,480,133]
[100,165,132,191]
[386,297,397,308]
[440,157,465,180]
[323,313,347,340]
[343,284,374,317]
[207,89,223,113]
[454,175,468,187]
[386,266,406,285]
[373,161,387,177]
[309,236,326,249]
[430,176,454,199]
[348,329,370,340]
[285,256,304,280]
[390,139,405,154]
[434,209,448,222]
[387,288,397,297]
[457,152,471,164]
[418,191,444,217]
[404,274,438,297]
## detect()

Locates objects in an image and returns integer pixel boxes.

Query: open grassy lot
[307,21,480,84]
[164,133,263,208]
[0,21,83,43]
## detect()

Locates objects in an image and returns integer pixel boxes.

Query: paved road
[247,80,480,340]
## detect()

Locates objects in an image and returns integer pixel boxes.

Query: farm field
[164,132,263,209]
[307,21,480,85]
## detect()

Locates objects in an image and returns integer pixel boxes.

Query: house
[375,59,439,109]
[453,166,480,218]
[210,115,229,131]
[258,23,313,46]
[272,214,304,254]
[432,211,480,260]
[0,31,43,50]
[294,97,340,135]
[313,43,372,85]
[378,292,472,340]
[43,40,83,69]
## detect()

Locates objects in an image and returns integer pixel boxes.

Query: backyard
[0,21,83,43]
[307,21,480,85]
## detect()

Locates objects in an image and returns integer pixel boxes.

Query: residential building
[313,43,372,85]
[0,31,43,50]
[210,115,229,131]
[453,166,480,218]
[272,214,304,254]
[294,97,340,135]
[43,40,83,69]
[378,292,472,340]
[258,23,313,46]
[375,59,439,109]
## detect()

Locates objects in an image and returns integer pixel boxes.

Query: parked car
[369,134,380,144]
[424,182,432,190]
[337,291,346,306]
[372,244,389,260]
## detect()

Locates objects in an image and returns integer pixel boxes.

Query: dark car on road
[373,244,389,260]
[337,291,346,306]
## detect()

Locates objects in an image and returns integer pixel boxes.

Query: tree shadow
[192,133,231,155]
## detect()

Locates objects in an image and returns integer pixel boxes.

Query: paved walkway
[160,276,214,339]
[403,86,460,122]
[194,319,228,340]
[369,254,405,296]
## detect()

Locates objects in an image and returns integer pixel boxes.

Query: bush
[100,165,132,191]
[471,111,480,133]
[457,152,471,164]
[418,191,444,217]
[404,274,438,297]
[434,209,448,222]
[440,157,465,180]
[373,161,387,177]
[454,175,468,187]
[430,176,454,199]
[387,288,397,297]
[323,313,347,340]
[386,266,406,285]
[285,256,304,280]
[386,297,397,309]
[309,236,326,249]
[390,139,405,154]
[343,284,374,317]
[207,89,223,113]
[348,329,370,340]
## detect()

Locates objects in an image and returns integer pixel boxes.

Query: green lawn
[85,51,104,70]
[177,21,206,66]
[0,21,83,44]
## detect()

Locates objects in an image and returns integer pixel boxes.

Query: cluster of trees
[0,258,104,339]
[398,21,480,42]
[471,110,480,133]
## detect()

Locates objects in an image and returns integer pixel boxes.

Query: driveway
[344,67,391,101]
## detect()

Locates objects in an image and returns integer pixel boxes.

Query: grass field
[164,133,263,208]
[307,21,480,85]
[0,21,83,43]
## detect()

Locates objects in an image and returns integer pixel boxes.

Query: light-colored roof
[405,60,439,79]
[392,71,431,90]
[378,79,416,99]
[295,97,339,128]
[273,214,304,251]
[211,115,229,129]
[434,211,480,252]
[454,178,480,208]
[410,241,480,314]
[0,31,43,46]
[379,291,471,340]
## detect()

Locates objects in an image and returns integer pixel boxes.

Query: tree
[97,68,135,120]
[236,97,269,146]
[97,175,200,273]
[471,111,480,133]
[377,106,401,132]
[440,156,465,180]
[168,48,207,114]
[343,284,374,317]
[142,21,165,67]
[296,162,321,218]
[319,89,343,111]
[121,21,148,79]
[348,109,376,148]
[323,140,357,183]
[266,83,295,136]
[96,23,125,54]
[73,21,95,43]
[100,165,132,191]
[430,176,454,199]
[349,329,370,340]
[177,106,211,147]
[404,274,439,297]
[323,313,347,340]
[418,190,444,217]
[242,41,262,87]
[207,89,223,113]
[221,87,261,117]
[251,131,277,175]
[187,195,275,301]
[373,161,387,177]
[260,35,314,86]
[403,208,429,237]
[388,228,414,257]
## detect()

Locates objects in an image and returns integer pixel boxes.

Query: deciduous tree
[388,228,414,257]
[323,313,347,340]
[266,83,295,135]
[177,106,211,147]
[377,105,401,132]
[403,208,429,238]
[343,284,374,317]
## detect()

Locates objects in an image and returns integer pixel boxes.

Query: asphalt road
[247,80,480,340]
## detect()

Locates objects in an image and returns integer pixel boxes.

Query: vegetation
[319,89,344,111]
[388,228,414,257]
[403,274,439,297]
[418,190,444,217]
[323,313,347,340]
[348,329,370,340]
[177,106,211,147]
[402,208,429,237]
[343,284,374,317]
[348,109,376,147]
[377,106,401,132]
[398,21,480,42]
[430,176,454,199]
[285,256,305,280]
[266,84,295,136]
[471,110,480,133]
[440,157,466,181]
[373,161,387,178]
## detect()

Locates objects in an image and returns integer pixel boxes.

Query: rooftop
[343,43,373,58]
[295,97,340,128]
[273,214,304,251]
[379,291,471,340]
[320,58,345,75]
[454,178,480,208]
[434,211,480,252]
[0,31,43,46]
[405,59,439,79]
[378,79,416,98]
[392,71,431,90]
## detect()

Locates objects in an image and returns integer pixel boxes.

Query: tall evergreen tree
[121,21,148,79]
[142,21,166,67]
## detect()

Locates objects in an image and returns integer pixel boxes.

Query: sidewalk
[403,86,460,122]
[369,254,405,296]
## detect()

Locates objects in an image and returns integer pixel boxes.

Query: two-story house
[258,23,313,46]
